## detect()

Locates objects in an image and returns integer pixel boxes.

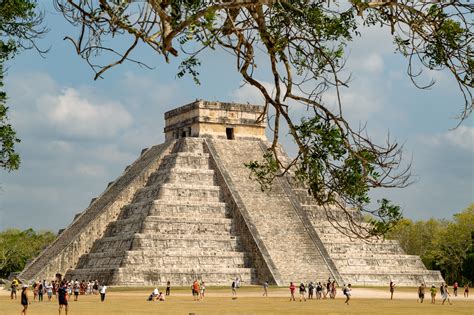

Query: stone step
[119,200,227,220]
[116,266,255,286]
[133,183,221,203]
[140,217,231,235]
[80,233,246,265]
[171,138,205,154]
[147,168,215,186]
[77,251,247,270]
[159,152,210,169]
[325,243,405,255]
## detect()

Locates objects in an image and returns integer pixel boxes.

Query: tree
[462,231,474,283]
[0,0,48,171]
[54,0,473,238]
[0,228,55,278]
[388,204,474,283]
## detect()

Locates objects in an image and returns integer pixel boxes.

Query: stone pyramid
[20,101,443,286]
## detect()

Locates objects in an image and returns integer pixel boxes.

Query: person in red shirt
[289,282,296,301]
[192,280,200,301]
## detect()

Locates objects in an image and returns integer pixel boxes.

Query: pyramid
[20,100,443,286]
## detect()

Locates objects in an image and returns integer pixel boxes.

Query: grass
[1,286,472,314]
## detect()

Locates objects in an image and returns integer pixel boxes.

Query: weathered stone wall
[19,142,174,281]
[164,101,266,141]
[206,138,335,285]
[65,138,255,286]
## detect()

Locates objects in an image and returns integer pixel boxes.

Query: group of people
[287,279,352,304]
[192,279,206,300]
[11,277,108,315]
[147,281,172,302]
[387,280,471,305]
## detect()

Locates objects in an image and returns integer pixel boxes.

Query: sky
[0,2,472,232]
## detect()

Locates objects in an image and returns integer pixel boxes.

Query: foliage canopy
[0,228,55,278]
[0,0,47,171]
[55,0,473,238]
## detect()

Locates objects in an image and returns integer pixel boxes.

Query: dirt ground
[1,285,473,314]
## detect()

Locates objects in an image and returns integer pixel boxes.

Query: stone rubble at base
[19,100,443,286]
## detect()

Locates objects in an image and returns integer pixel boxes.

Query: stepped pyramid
[20,101,443,286]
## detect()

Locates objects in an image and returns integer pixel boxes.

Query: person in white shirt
[99,284,107,302]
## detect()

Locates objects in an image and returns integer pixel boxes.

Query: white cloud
[422,126,474,152]
[38,88,132,138]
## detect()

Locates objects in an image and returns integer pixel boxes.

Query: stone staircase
[66,138,254,285]
[299,200,444,286]
[19,142,174,281]
[206,139,336,285]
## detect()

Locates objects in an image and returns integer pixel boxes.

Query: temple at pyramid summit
[20,100,443,286]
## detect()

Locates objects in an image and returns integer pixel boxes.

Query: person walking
[390,281,395,300]
[262,281,269,297]
[11,277,19,300]
[20,284,29,315]
[289,282,296,301]
[308,282,314,299]
[166,281,171,296]
[331,281,337,299]
[464,283,469,297]
[58,281,69,315]
[99,283,107,302]
[343,284,352,305]
[441,283,452,305]
[73,280,79,301]
[453,282,458,297]
[200,281,206,299]
[430,284,437,304]
[231,279,237,299]
[417,283,425,303]
[192,280,200,301]
[299,283,307,302]
[38,281,44,302]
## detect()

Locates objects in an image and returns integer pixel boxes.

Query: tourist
[441,283,452,305]
[316,282,322,299]
[390,281,395,300]
[93,280,99,295]
[151,288,159,301]
[45,282,53,302]
[321,281,327,299]
[231,279,237,299]
[453,281,458,297]
[430,284,437,304]
[157,291,165,301]
[20,284,29,315]
[200,281,206,299]
[58,281,69,315]
[192,279,200,301]
[73,280,80,301]
[166,281,171,296]
[299,283,307,302]
[326,279,331,298]
[33,281,39,301]
[464,283,469,297]
[331,281,337,299]
[308,282,314,299]
[343,284,352,305]
[417,283,425,303]
[236,277,241,288]
[38,281,44,302]
[263,280,269,297]
[11,277,19,299]
[99,283,107,302]
[289,282,296,301]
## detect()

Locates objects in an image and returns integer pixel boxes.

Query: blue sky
[0,2,472,232]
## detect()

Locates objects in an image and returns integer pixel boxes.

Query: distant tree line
[0,228,55,278]
[387,204,474,285]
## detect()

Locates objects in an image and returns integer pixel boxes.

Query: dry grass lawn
[1,286,473,314]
